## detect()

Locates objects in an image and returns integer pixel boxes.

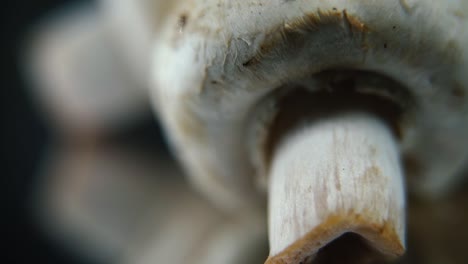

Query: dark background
[2,1,168,263]
[3,1,98,263]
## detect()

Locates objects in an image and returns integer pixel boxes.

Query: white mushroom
[99,0,181,87]
[26,2,269,263]
[151,0,468,263]
[24,3,148,135]
[24,0,178,135]
[36,144,267,264]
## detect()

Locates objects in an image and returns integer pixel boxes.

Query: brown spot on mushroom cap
[178,13,188,30]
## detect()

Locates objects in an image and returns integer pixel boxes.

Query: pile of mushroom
[25,0,468,264]
[152,0,468,263]
[36,144,267,264]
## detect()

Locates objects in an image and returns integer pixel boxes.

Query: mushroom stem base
[266,112,405,264]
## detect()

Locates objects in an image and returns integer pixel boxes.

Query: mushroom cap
[25,4,149,134]
[152,0,468,210]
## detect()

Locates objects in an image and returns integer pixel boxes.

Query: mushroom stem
[266,112,405,264]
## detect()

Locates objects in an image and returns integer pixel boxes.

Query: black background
[2,1,168,263]
[3,1,98,263]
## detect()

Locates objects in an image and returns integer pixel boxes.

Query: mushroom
[99,0,181,88]
[36,143,267,264]
[151,1,468,263]
[24,0,179,135]
[24,3,148,135]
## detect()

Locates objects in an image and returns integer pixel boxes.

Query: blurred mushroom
[99,0,180,86]
[23,1,171,136]
[151,1,468,263]
[36,144,267,264]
